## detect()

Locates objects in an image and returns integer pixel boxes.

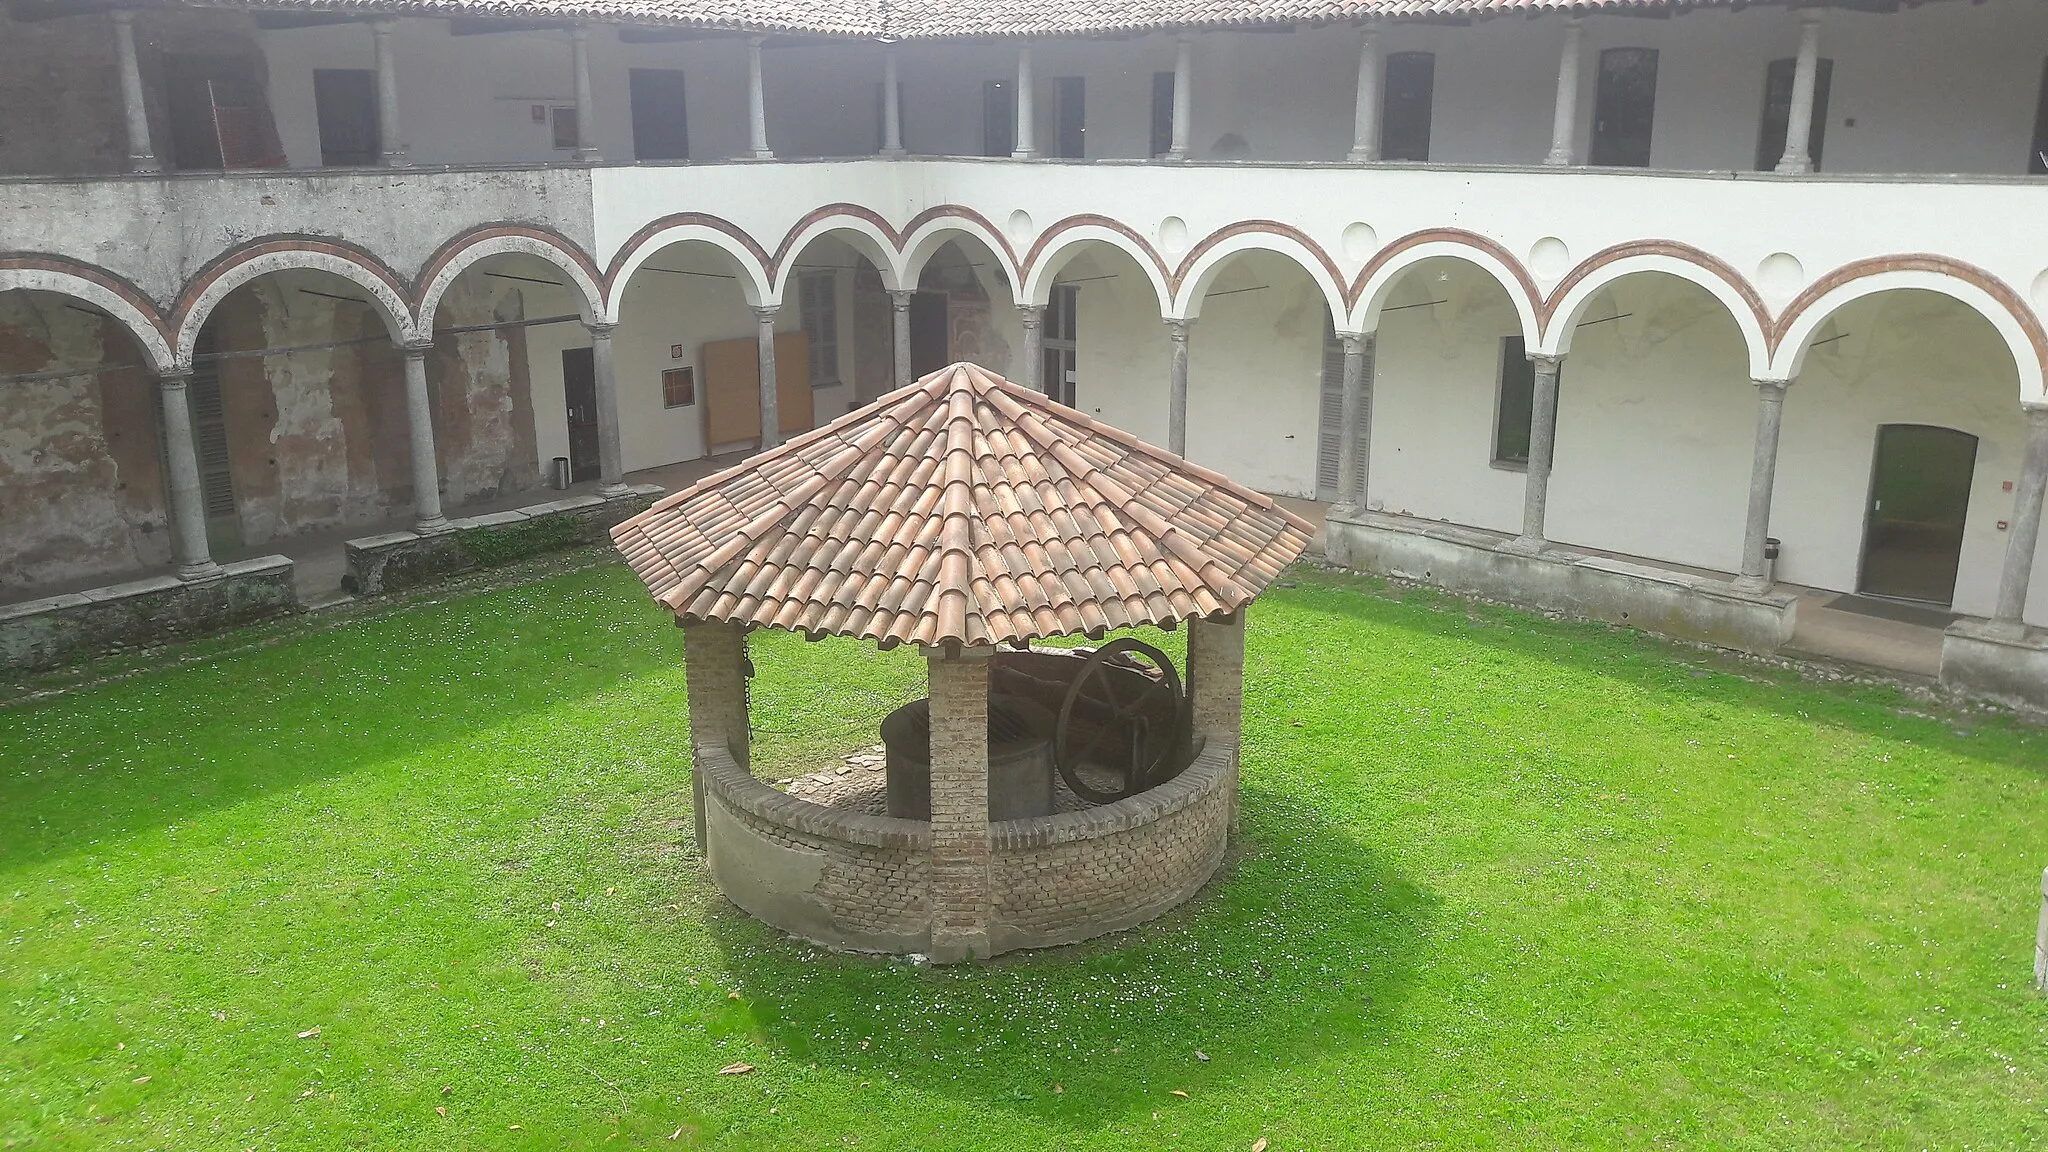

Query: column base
[927,930,991,965]
[1010,149,1039,161]
[1731,573,1773,594]
[1542,151,1574,167]
[748,150,777,162]
[413,515,453,536]
[1499,534,1549,556]
[176,560,227,583]
[1775,157,1813,176]
[597,481,630,499]
[1163,150,1190,163]
[880,147,907,158]
[128,154,162,174]
[574,148,601,163]
[1345,148,1378,163]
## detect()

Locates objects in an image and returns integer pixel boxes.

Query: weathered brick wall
[926,647,993,961]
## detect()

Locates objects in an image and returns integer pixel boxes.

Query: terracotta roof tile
[612,362,1312,648]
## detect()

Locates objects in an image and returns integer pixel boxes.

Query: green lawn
[3,561,2044,1150]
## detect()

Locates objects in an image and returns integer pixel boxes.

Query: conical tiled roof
[611,362,1313,649]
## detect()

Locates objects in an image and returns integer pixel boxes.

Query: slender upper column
[157,370,223,581]
[373,19,406,167]
[1335,333,1372,509]
[1167,35,1193,162]
[401,341,450,534]
[754,305,781,450]
[1544,18,1584,166]
[1513,354,1563,549]
[571,27,600,163]
[588,322,627,495]
[881,50,905,156]
[1018,304,1045,395]
[1992,408,2048,629]
[746,37,773,160]
[1737,380,1791,589]
[111,12,160,173]
[1167,318,1193,455]
[925,645,993,963]
[1776,14,1823,175]
[889,289,913,390]
[1011,46,1037,160]
[1347,26,1382,163]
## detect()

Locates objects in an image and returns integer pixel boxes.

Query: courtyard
[2,558,2044,1149]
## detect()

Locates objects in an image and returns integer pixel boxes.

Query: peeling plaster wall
[0,293,170,597]
[429,278,541,503]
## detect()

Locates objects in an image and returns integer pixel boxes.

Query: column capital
[110,8,134,27]
[1527,351,1563,371]
[571,23,591,42]
[399,337,436,357]
[1339,332,1370,355]
[1017,303,1044,328]
[155,367,195,388]
[584,321,618,339]
[888,288,915,307]
[2024,405,2048,431]
[371,16,395,33]
[750,304,779,323]
[1753,378,1791,400]
[1167,317,1194,340]
[1797,9,1823,28]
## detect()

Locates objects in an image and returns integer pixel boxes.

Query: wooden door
[314,69,380,167]
[1858,424,1977,605]
[1054,77,1084,158]
[562,348,600,482]
[1591,48,1659,168]
[701,332,813,451]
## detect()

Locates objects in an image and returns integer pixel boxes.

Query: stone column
[1018,304,1044,396]
[1513,354,1563,550]
[889,289,914,390]
[1992,408,2048,629]
[1737,380,1791,589]
[754,305,781,450]
[1166,318,1192,456]
[1010,45,1037,160]
[746,37,773,161]
[588,322,627,496]
[571,26,600,162]
[401,340,450,534]
[1776,14,1823,175]
[1335,333,1372,509]
[1544,18,1584,166]
[925,645,992,963]
[881,50,905,156]
[111,12,159,173]
[373,19,405,167]
[684,620,751,855]
[157,370,223,582]
[1167,35,1193,162]
[1346,26,1381,163]
[1188,609,1246,833]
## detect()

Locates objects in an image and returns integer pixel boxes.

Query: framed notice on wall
[662,366,695,408]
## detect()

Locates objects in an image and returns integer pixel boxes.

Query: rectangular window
[551,105,579,151]
[1590,47,1659,168]
[1756,57,1832,171]
[799,271,839,388]
[2030,59,2048,174]
[629,68,690,161]
[313,69,379,167]
[662,366,695,408]
[1151,71,1174,157]
[1054,77,1085,159]
[1492,335,1540,468]
[982,80,1015,157]
[1381,52,1434,162]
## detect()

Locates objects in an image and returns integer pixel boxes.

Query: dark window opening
[1381,52,1435,162]
[1054,76,1085,159]
[1756,56,1833,171]
[2029,58,2048,174]
[982,80,1014,158]
[1493,334,1548,468]
[551,106,579,152]
[313,69,379,167]
[1591,47,1659,168]
[166,54,282,170]
[1151,71,1174,157]
[629,68,689,161]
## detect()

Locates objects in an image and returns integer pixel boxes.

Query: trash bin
[550,456,572,491]
[1763,537,1781,586]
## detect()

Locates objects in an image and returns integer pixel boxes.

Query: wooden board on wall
[702,332,812,450]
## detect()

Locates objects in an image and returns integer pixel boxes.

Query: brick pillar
[925,645,992,962]
[1188,608,1246,834]
[684,620,751,855]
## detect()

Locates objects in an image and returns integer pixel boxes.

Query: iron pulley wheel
[1052,638,1186,805]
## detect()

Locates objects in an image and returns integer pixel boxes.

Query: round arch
[1019,219,1172,315]
[1772,259,2048,405]
[897,210,1022,296]
[1542,247,1773,380]
[604,216,775,319]
[1171,225,1346,325]
[416,226,603,333]
[173,240,416,365]
[0,259,173,372]
[1348,232,1542,346]
[772,211,906,298]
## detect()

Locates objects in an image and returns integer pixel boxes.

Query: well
[612,363,1310,962]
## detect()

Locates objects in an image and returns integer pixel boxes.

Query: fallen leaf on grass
[727,991,741,1001]
[1195,1050,1209,1062]
[669,1128,683,1141]
[131,1076,150,1084]
[441,1085,451,1096]
[509,1123,522,1130]
[1252,1139,1269,1152]
[1053,1084,1064,1094]
[1169,1089,1189,1098]
[296,1027,321,1039]
[435,1106,447,1117]
[718,1062,755,1075]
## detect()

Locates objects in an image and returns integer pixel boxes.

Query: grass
[2,561,2045,1150]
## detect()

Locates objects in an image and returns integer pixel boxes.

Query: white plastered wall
[1182,251,1325,497]
[1071,247,1171,445]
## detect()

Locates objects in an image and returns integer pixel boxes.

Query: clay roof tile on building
[612,362,1312,648]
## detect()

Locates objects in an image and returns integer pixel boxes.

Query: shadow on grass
[1270,566,2046,775]
[696,783,1435,1130]
[0,566,683,873]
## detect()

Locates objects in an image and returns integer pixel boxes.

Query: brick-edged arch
[0,254,174,372]
[770,205,908,297]
[1017,216,1173,316]
[604,213,775,318]
[1540,240,1774,380]
[1170,221,1348,326]
[896,206,1023,292]
[1349,228,1543,345]
[415,224,604,333]
[172,237,416,364]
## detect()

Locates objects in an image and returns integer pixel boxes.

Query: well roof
[611,362,1313,649]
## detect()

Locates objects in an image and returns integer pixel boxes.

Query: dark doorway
[982,80,1015,157]
[562,347,601,483]
[1756,56,1833,171]
[1150,71,1174,157]
[908,291,949,377]
[1381,52,1435,163]
[1053,76,1085,159]
[166,54,277,170]
[1043,284,1078,406]
[314,69,379,167]
[1858,424,1977,605]
[629,68,690,161]
[1590,48,1659,168]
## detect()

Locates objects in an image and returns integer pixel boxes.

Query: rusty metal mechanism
[1049,639,1193,805]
